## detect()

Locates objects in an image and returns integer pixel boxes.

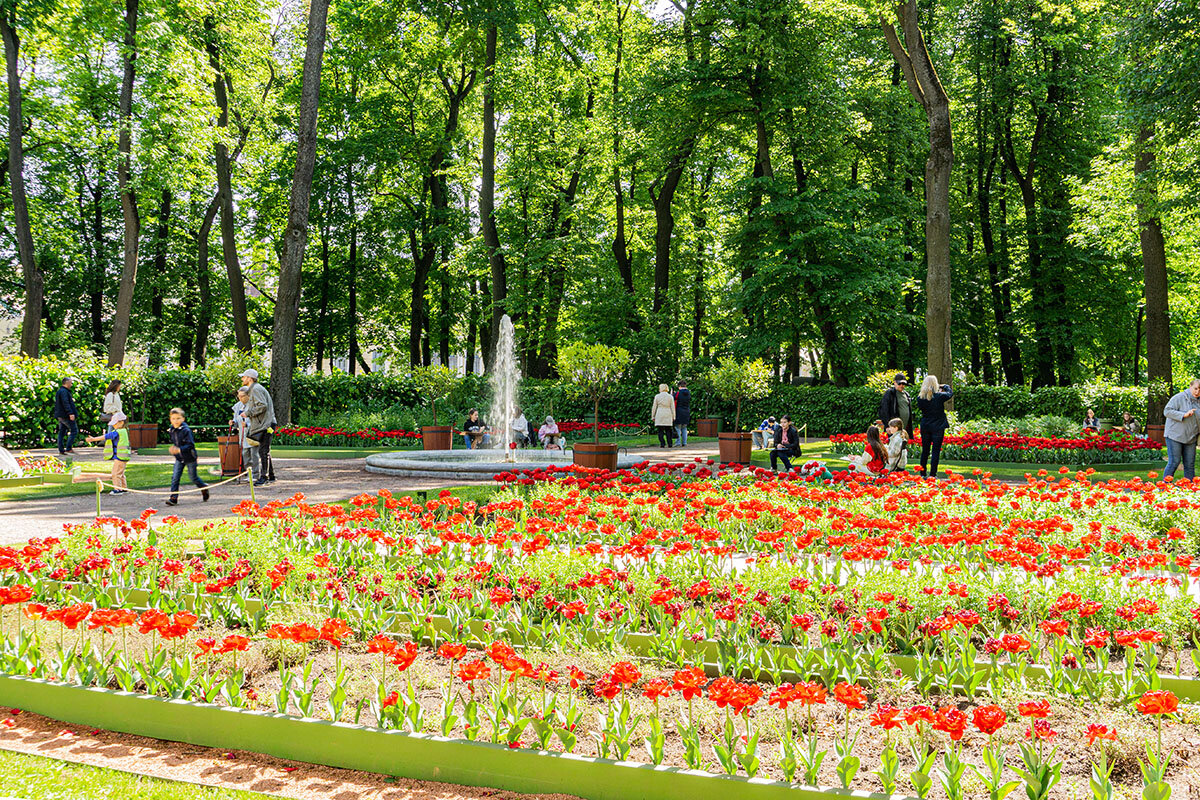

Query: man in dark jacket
[673,381,691,447]
[54,377,78,454]
[770,415,801,472]
[877,374,913,437]
[166,408,210,506]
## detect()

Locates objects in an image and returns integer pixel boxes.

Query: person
[770,415,800,472]
[877,374,913,437]
[673,381,691,447]
[752,416,776,449]
[1083,408,1100,431]
[240,369,276,485]
[510,407,530,447]
[101,379,123,430]
[463,409,491,449]
[166,408,209,506]
[848,426,887,475]
[651,383,676,447]
[885,417,908,473]
[232,388,258,483]
[1162,379,1200,479]
[916,375,953,478]
[538,415,562,450]
[85,411,130,494]
[1122,411,1142,436]
[54,377,78,454]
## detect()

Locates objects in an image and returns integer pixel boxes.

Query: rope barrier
[93,469,251,496]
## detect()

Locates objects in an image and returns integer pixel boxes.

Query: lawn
[0,462,221,503]
[0,748,268,800]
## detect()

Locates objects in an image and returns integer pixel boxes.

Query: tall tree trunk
[882,0,953,384]
[270,0,330,424]
[194,194,220,368]
[314,209,330,372]
[438,255,450,366]
[205,17,252,351]
[465,278,478,374]
[348,215,360,374]
[649,138,696,316]
[107,0,140,366]
[978,143,1023,385]
[179,269,194,368]
[610,1,637,324]
[90,182,105,351]
[2,14,41,356]
[1136,124,1170,425]
[481,24,506,348]
[147,188,171,368]
[409,229,434,367]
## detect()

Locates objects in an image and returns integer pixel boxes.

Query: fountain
[365,314,638,479]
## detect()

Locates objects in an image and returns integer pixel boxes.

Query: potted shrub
[414,365,461,450]
[707,357,770,464]
[557,342,631,470]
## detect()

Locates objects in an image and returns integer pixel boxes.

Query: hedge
[0,355,1154,447]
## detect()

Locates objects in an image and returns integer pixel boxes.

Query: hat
[894,373,908,384]
[240,368,259,380]
[545,415,555,424]
[768,416,776,422]
[110,411,127,424]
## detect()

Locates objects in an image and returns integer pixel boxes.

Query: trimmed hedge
[0,355,1153,447]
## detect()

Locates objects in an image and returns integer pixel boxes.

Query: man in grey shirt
[1162,379,1200,479]
[241,369,276,485]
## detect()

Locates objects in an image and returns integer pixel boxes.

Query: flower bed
[274,426,425,448]
[830,430,1164,464]
[0,466,1197,796]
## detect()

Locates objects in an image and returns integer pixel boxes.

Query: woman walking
[916,375,953,478]
[101,379,123,430]
[651,384,676,447]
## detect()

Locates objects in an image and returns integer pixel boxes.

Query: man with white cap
[240,369,276,485]
[86,410,130,494]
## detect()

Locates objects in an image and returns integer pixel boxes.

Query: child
[86,411,130,494]
[848,425,887,475]
[232,388,258,483]
[885,417,908,473]
[166,407,210,506]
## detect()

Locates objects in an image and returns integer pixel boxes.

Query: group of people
[845,373,953,478]
[461,407,566,450]
[50,368,278,504]
[650,381,691,447]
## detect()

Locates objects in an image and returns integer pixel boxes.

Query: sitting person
[769,415,800,472]
[1083,408,1100,431]
[1122,411,1142,435]
[511,407,530,447]
[538,415,562,450]
[463,409,491,449]
[752,416,776,449]
[847,425,887,475]
[885,417,908,472]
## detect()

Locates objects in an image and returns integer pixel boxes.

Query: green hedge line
[0,355,1151,447]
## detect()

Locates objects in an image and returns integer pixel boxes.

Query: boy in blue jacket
[166,407,209,506]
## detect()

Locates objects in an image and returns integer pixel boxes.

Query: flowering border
[0,674,903,800]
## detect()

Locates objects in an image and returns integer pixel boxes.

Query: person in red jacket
[848,426,887,475]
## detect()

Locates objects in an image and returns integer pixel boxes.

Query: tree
[270,0,330,424]
[1,0,40,356]
[413,364,461,425]
[557,341,631,443]
[707,356,770,432]
[881,0,952,384]
[106,0,140,366]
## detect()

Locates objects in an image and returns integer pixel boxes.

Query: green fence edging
[0,675,907,800]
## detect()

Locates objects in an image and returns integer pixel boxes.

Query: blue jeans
[170,460,207,501]
[463,433,491,449]
[57,418,78,453]
[1165,437,1196,480]
[674,424,688,446]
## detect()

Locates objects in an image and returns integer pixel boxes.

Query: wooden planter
[717,432,752,465]
[217,435,242,476]
[126,423,158,450]
[1147,423,1165,444]
[696,418,720,437]
[421,425,454,450]
[573,442,619,470]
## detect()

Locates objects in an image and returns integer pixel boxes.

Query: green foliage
[412,365,462,425]
[707,357,771,431]
[204,351,265,394]
[557,342,632,441]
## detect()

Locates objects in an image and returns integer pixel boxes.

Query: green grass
[0,748,270,799]
[0,462,222,503]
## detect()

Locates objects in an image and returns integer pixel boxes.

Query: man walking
[240,369,276,485]
[54,377,78,454]
[1163,379,1200,479]
[878,373,913,437]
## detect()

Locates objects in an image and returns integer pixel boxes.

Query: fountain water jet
[490,314,518,462]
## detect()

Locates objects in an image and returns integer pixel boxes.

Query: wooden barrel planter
[217,435,242,476]
[421,425,454,450]
[1147,423,1165,444]
[717,432,752,465]
[573,442,618,470]
[696,418,720,437]
[125,423,158,450]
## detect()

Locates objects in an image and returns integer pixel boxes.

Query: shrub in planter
[414,365,462,450]
[707,358,771,433]
[557,342,631,447]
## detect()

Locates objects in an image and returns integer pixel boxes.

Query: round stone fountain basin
[364,449,640,480]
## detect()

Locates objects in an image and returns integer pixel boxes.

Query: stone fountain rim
[363,448,641,479]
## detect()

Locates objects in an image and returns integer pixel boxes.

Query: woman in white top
[651,384,676,447]
[885,417,908,472]
[102,379,123,430]
[510,407,530,447]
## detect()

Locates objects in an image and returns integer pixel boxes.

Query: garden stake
[95,479,101,516]
[248,465,255,504]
